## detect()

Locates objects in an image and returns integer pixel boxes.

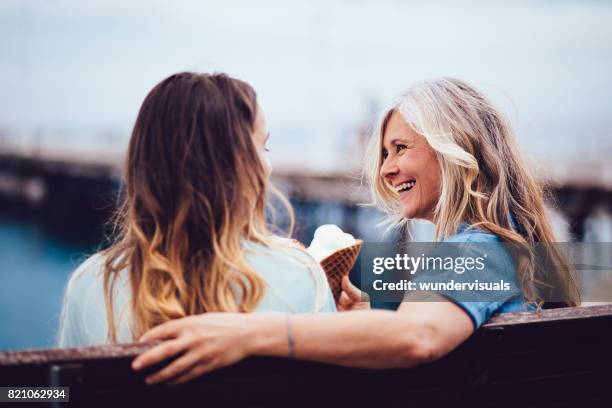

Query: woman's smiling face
[380,110,442,221]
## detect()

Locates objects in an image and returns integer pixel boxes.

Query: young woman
[58,72,335,347]
[132,78,580,385]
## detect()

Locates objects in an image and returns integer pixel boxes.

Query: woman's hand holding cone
[337,276,370,311]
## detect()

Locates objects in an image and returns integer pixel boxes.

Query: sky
[1,0,611,173]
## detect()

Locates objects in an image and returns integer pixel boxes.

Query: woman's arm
[132,291,473,384]
[254,299,473,368]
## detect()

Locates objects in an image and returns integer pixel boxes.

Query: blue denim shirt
[411,224,535,329]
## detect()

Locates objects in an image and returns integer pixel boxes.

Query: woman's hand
[337,276,370,311]
[132,313,258,385]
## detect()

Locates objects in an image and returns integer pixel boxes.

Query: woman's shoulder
[59,253,106,347]
[66,252,107,292]
[67,251,131,290]
[63,251,132,319]
[243,237,335,313]
[243,236,322,280]
[443,223,501,244]
[442,224,513,267]
[245,236,316,265]
[62,252,114,323]
[60,251,132,347]
[427,224,527,329]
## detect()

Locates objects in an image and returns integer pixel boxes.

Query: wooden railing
[1,304,612,407]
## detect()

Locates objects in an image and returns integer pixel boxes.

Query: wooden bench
[1,304,611,407]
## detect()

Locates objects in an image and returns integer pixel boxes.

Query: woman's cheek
[263,154,272,176]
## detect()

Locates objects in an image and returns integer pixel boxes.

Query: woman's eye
[396,144,407,153]
[382,150,388,160]
[264,133,271,152]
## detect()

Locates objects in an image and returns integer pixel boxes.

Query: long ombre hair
[102,72,298,342]
[365,78,580,307]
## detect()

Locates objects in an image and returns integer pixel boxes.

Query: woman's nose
[380,157,398,182]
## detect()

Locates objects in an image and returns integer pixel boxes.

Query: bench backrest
[1,305,612,407]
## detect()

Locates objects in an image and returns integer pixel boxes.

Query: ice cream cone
[320,239,363,301]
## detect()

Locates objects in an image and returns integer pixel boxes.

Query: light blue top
[58,237,336,347]
[409,224,535,329]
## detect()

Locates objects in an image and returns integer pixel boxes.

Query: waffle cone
[320,239,363,301]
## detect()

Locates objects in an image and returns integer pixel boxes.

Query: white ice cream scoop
[307,224,357,262]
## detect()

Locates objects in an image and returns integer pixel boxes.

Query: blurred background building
[1,0,611,349]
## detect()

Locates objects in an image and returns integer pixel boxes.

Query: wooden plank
[2,305,609,368]
[484,304,612,327]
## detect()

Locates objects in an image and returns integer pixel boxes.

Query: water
[0,216,93,350]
